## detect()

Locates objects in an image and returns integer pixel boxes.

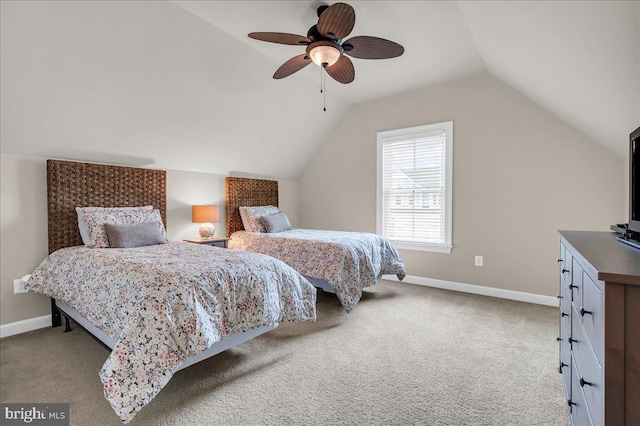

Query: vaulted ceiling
[1,1,638,180]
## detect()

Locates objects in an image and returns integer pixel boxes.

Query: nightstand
[183,237,230,248]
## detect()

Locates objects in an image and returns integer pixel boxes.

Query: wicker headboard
[47,159,167,254]
[225,177,278,236]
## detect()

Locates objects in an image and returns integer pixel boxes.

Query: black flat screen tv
[629,126,640,236]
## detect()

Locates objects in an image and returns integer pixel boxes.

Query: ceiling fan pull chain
[322,65,327,111]
[324,80,327,111]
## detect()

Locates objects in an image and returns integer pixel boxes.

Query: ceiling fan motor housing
[306,24,341,43]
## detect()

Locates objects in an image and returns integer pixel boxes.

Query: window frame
[376,121,453,253]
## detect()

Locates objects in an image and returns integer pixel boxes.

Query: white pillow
[238,207,251,232]
[238,205,279,232]
[81,208,167,248]
[76,206,153,246]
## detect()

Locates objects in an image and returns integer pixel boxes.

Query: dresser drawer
[560,281,572,332]
[560,245,573,289]
[570,355,593,426]
[571,259,584,305]
[559,243,573,331]
[571,311,603,426]
[579,272,604,367]
[559,320,571,399]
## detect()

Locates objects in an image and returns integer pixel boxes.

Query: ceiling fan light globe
[309,45,341,67]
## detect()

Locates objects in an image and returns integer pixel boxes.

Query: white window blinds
[377,122,453,253]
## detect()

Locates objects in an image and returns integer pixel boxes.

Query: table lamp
[192,205,219,239]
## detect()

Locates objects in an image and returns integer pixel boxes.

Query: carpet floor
[0,280,569,425]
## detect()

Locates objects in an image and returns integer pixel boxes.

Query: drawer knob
[567,399,576,407]
[556,336,563,342]
[558,362,568,373]
[579,307,593,317]
[568,284,578,290]
[562,269,570,273]
[556,294,563,299]
[568,337,578,344]
[561,311,569,318]
[557,258,563,263]
[579,378,593,387]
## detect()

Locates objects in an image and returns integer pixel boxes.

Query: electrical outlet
[475,256,484,267]
[13,278,27,294]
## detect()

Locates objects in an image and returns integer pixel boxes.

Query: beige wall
[299,73,625,298]
[0,155,51,325]
[0,154,299,326]
[167,170,299,241]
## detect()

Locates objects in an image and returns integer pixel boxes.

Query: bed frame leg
[63,315,72,332]
[51,298,61,328]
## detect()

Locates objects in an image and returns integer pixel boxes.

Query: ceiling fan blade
[317,3,355,40]
[325,56,355,84]
[248,32,311,46]
[342,36,404,59]
[273,54,312,79]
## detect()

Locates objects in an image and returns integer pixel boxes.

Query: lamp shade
[192,205,219,224]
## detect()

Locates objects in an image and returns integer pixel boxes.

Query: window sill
[391,240,452,254]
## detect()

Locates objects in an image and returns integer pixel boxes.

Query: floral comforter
[25,242,316,423]
[229,229,406,312]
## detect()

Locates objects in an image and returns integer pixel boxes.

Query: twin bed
[225,177,406,312]
[25,160,405,423]
[27,160,316,423]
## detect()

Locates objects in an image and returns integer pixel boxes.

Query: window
[377,121,453,253]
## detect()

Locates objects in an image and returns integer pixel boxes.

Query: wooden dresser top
[558,231,640,286]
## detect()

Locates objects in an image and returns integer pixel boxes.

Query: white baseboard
[0,315,50,339]
[384,274,559,307]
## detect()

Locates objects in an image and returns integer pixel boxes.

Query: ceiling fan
[248,2,404,85]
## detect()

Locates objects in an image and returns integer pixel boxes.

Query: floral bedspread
[25,242,316,423]
[229,229,406,312]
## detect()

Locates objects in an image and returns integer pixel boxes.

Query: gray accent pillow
[261,212,292,233]
[104,221,167,248]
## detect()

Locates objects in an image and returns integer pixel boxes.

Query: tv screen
[629,127,640,234]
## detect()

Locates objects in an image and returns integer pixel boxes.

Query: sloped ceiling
[174,1,486,104]
[459,0,639,158]
[1,1,638,180]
